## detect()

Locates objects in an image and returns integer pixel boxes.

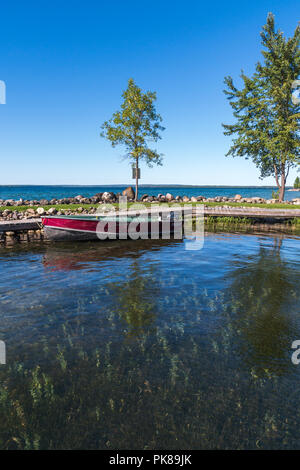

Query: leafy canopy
[101,78,165,167]
[223,13,300,197]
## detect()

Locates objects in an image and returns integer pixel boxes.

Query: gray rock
[36,207,46,215]
[47,207,57,215]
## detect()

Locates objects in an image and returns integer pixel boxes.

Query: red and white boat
[42,208,184,242]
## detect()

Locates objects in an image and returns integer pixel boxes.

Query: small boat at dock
[41,208,184,242]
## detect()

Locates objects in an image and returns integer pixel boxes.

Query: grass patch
[205,216,252,226]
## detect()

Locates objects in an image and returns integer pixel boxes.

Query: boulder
[90,196,101,203]
[251,197,265,203]
[122,186,135,200]
[47,207,57,215]
[26,208,36,215]
[36,207,45,215]
[182,196,190,203]
[165,193,174,201]
[234,194,242,200]
[102,192,116,202]
[3,209,12,216]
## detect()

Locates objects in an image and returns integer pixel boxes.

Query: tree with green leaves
[101,78,165,200]
[223,13,300,201]
[294,176,300,188]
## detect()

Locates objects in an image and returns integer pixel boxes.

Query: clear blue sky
[0,0,299,186]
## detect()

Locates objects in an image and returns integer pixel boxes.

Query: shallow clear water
[0,184,298,201]
[0,233,300,449]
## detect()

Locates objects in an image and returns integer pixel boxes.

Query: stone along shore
[1,189,300,222]
[1,189,300,245]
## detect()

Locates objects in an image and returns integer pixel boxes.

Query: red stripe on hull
[42,217,99,232]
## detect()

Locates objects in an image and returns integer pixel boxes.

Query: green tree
[294,176,300,188]
[223,13,300,201]
[101,78,165,200]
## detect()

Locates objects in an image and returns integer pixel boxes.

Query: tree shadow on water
[107,261,159,340]
[223,236,300,377]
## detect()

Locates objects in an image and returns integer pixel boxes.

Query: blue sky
[0,0,299,186]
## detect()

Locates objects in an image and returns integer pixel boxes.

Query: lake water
[0,232,300,449]
[0,185,298,201]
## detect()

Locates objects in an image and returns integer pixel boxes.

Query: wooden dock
[0,218,42,232]
[1,206,300,233]
[0,206,299,245]
[202,206,300,219]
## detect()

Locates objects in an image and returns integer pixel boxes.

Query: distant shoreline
[0,184,292,189]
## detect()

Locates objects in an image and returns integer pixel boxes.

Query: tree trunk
[135,157,139,201]
[278,172,285,202]
[274,163,286,202]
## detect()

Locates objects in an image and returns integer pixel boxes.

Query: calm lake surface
[0,185,298,201]
[0,232,300,449]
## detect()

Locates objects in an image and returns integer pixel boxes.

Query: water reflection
[0,234,300,449]
[223,236,299,377]
[42,239,181,271]
[107,261,159,339]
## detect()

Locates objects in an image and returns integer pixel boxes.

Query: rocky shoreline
[1,189,300,222]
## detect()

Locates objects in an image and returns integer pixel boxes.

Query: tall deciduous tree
[223,13,300,201]
[101,78,165,200]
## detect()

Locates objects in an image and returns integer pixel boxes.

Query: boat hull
[43,226,100,241]
[42,215,182,241]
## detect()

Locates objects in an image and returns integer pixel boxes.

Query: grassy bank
[1,201,300,213]
[204,216,300,234]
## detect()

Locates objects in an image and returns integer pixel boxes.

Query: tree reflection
[108,261,159,339]
[224,236,299,377]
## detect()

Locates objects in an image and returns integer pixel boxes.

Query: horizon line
[0,184,289,188]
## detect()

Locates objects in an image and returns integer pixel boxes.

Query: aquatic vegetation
[0,234,299,449]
